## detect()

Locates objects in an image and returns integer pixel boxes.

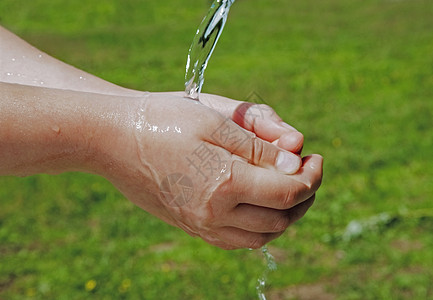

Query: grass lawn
[1,0,432,299]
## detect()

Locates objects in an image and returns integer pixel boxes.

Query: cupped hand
[157,92,304,154]
[98,92,322,249]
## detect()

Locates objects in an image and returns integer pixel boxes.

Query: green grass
[1,0,433,299]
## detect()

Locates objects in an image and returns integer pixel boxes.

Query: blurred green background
[1,0,432,299]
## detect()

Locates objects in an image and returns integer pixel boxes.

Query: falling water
[184,0,235,100]
[184,1,276,299]
[256,245,277,300]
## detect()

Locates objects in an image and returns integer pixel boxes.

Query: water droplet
[6,72,13,76]
[11,58,16,62]
[51,125,60,134]
[38,54,43,58]
[79,76,87,81]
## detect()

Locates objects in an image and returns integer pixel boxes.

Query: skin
[0,25,323,249]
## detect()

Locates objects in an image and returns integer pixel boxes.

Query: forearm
[0,82,135,176]
[0,25,144,97]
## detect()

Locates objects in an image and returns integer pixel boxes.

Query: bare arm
[0,81,134,176]
[0,25,142,96]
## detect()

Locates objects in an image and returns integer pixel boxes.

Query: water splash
[184,0,235,100]
[256,245,277,300]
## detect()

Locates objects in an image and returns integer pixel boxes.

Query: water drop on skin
[51,125,60,134]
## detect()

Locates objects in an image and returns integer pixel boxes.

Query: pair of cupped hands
[106,91,323,250]
[0,25,323,250]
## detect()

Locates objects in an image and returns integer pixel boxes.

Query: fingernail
[276,151,301,174]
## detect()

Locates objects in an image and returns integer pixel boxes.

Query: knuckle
[296,131,304,140]
[271,215,290,232]
[251,136,265,165]
[255,104,274,116]
[283,184,300,208]
[247,235,267,249]
[250,137,278,168]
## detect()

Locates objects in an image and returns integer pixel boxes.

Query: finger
[220,196,315,233]
[274,131,304,154]
[231,102,301,142]
[206,117,301,174]
[199,235,239,250]
[211,227,284,249]
[199,94,302,145]
[225,154,323,210]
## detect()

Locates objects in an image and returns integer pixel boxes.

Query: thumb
[206,118,301,174]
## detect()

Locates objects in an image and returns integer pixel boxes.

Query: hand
[200,93,304,154]
[96,92,323,249]
[155,92,305,155]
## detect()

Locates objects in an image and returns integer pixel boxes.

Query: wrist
[81,93,150,180]
[0,82,147,177]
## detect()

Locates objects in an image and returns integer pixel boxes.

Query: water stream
[184,0,235,100]
[256,245,277,300]
[184,1,276,299]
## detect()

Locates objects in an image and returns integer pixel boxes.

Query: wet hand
[199,93,304,154]
[96,92,323,249]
